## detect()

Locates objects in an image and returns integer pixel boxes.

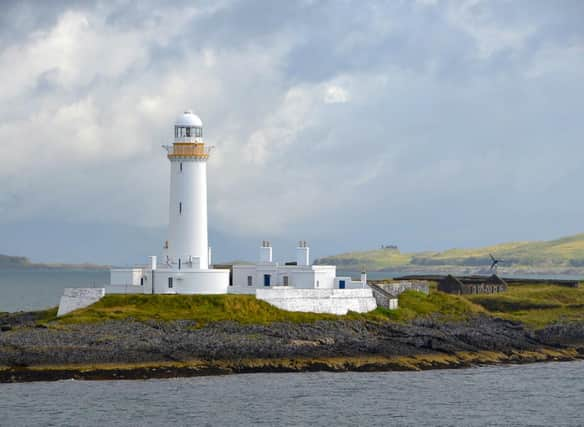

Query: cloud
[324,85,349,104]
[1,0,584,262]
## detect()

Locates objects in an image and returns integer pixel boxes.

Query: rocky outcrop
[1,313,584,372]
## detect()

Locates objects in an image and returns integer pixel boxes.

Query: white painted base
[106,267,230,295]
[57,288,105,317]
[256,287,377,315]
[151,268,230,294]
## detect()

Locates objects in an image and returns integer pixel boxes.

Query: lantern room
[174,110,203,141]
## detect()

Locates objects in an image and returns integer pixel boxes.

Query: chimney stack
[296,240,310,266]
[259,240,273,263]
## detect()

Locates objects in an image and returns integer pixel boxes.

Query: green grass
[465,284,584,328]
[48,283,584,330]
[380,290,485,322]
[57,294,341,325]
[55,290,484,326]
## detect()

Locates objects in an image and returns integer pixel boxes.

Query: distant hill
[314,233,584,274]
[0,254,109,270]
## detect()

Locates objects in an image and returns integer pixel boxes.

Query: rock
[0,315,583,369]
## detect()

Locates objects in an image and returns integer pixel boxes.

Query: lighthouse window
[186,127,191,137]
[179,202,182,215]
[168,277,173,288]
[247,275,253,286]
[180,162,183,172]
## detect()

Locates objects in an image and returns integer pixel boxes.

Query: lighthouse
[61,109,379,315]
[132,110,229,294]
[163,111,210,270]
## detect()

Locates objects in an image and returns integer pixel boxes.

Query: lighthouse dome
[175,110,203,127]
[174,110,203,140]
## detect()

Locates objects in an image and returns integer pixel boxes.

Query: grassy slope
[316,233,584,270]
[55,291,484,326]
[58,295,338,324]
[467,284,584,328]
[53,283,584,330]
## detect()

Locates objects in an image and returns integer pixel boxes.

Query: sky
[0,0,583,265]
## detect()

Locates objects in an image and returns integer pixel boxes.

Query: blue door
[339,280,346,289]
[264,274,271,287]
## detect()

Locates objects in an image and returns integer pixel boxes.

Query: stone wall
[256,288,377,315]
[368,284,399,310]
[57,288,106,317]
[376,281,430,296]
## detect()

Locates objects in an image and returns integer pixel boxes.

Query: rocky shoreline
[1,312,584,383]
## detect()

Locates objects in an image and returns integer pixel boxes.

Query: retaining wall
[376,281,430,296]
[256,288,377,315]
[57,288,106,317]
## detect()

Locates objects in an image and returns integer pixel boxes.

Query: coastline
[2,303,584,383]
[2,348,583,383]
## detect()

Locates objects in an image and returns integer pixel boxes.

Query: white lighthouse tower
[145,110,229,294]
[164,111,210,270]
[107,110,229,294]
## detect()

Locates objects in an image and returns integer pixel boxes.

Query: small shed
[438,274,508,295]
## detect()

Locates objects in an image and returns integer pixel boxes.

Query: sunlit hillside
[315,233,584,272]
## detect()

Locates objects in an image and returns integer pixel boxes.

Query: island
[1,280,583,382]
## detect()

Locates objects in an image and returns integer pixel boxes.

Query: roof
[175,110,203,127]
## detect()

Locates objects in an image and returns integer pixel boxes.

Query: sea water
[1,361,583,426]
[0,269,108,312]
[1,271,584,425]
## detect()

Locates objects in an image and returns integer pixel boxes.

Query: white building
[58,111,379,316]
[230,241,367,293]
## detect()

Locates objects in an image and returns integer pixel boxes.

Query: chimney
[259,240,273,263]
[296,240,310,266]
[360,271,367,288]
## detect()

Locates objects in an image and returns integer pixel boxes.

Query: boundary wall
[256,287,377,315]
[57,288,106,317]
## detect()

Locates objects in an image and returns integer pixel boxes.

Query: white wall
[57,288,106,317]
[289,269,315,289]
[232,264,282,292]
[256,288,377,315]
[334,276,366,289]
[313,267,335,289]
[110,268,144,286]
[167,157,208,269]
[148,268,229,294]
[232,264,337,292]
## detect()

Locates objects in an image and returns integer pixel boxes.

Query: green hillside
[315,233,584,272]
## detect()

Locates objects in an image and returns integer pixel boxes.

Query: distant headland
[0,255,109,271]
[315,232,584,275]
